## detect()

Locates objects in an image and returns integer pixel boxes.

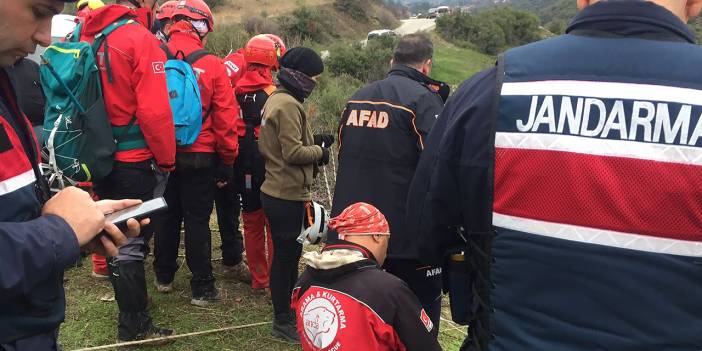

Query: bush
[206,0,228,9]
[307,74,364,133]
[325,38,395,82]
[277,6,332,43]
[334,0,369,22]
[205,23,249,57]
[437,6,540,55]
[242,15,281,35]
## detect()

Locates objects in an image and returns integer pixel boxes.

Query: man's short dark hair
[393,33,433,67]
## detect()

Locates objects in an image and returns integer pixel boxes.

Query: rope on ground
[71,321,272,351]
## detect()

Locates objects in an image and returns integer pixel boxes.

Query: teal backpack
[40,19,141,189]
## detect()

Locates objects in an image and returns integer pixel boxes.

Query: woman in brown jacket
[257,47,333,343]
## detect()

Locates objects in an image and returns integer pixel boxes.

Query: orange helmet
[244,35,281,69]
[157,0,178,21]
[265,34,287,65]
[171,0,214,32]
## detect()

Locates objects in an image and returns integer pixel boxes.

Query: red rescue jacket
[165,31,239,165]
[292,241,442,351]
[80,5,176,170]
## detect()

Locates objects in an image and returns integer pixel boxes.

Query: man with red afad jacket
[153,0,239,307]
[292,203,442,351]
[79,0,176,342]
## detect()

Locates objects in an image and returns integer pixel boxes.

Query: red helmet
[244,35,280,69]
[157,0,178,21]
[265,34,287,64]
[171,0,214,32]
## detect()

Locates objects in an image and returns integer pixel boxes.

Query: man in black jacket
[330,33,448,334]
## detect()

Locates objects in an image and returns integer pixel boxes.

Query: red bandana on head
[328,202,390,237]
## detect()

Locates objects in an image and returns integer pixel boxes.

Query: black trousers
[94,160,160,261]
[384,258,443,339]
[213,177,244,267]
[261,193,303,320]
[154,153,216,295]
[94,160,162,339]
[214,138,265,266]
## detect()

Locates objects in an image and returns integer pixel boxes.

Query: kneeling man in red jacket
[292,203,442,351]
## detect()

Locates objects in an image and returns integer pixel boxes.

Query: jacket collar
[303,240,380,283]
[81,4,151,37]
[388,64,450,102]
[168,31,205,50]
[322,239,379,263]
[567,1,696,43]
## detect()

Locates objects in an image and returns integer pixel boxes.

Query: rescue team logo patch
[152,62,165,74]
[302,296,339,349]
[420,308,434,333]
[300,290,348,350]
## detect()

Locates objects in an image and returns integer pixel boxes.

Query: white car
[27,14,78,64]
[367,29,397,41]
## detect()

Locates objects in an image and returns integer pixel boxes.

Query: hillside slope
[214,0,332,24]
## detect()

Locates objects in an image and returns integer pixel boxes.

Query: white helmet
[297,201,329,245]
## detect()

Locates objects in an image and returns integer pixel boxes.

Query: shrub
[334,0,368,22]
[436,6,540,55]
[205,23,249,57]
[206,0,228,10]
[325,38,395,82]
[307,74,364,133]
[242,15,281,35]
[277,6,331,43]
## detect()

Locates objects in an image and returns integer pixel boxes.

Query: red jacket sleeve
[210,59,239,165]
[131,33,176,171]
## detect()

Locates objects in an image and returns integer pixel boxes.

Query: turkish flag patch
[152,62,165,74]
[420,308,434,333]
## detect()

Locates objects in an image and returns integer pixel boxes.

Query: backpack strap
[184,49,210,65]
[160,43,174,60]
[70,23,83,43]
[112,115,147,151]
[92,18,137,84]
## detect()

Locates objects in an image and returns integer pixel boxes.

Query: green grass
[59,216,467,351]
[431,38,495,88]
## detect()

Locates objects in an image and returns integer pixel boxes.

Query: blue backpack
[160,44,210,147]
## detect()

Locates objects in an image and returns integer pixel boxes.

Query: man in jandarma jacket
[407,0,702,350]
[331,32,449,334]
[0,0,146,349]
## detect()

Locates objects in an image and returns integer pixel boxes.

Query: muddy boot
[109,260,175,344]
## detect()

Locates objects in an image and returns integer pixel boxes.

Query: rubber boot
[109,260,174,343]
[242,209,272,290]
[271,313,300,343]
[91,254,109,279]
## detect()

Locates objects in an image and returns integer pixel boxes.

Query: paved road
[395,18,436,35]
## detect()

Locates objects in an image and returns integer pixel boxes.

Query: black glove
[215,163,234,185]
[318,147,330,166]
[314,133,335,148]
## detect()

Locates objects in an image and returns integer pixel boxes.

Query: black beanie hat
[280,47,324,77]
